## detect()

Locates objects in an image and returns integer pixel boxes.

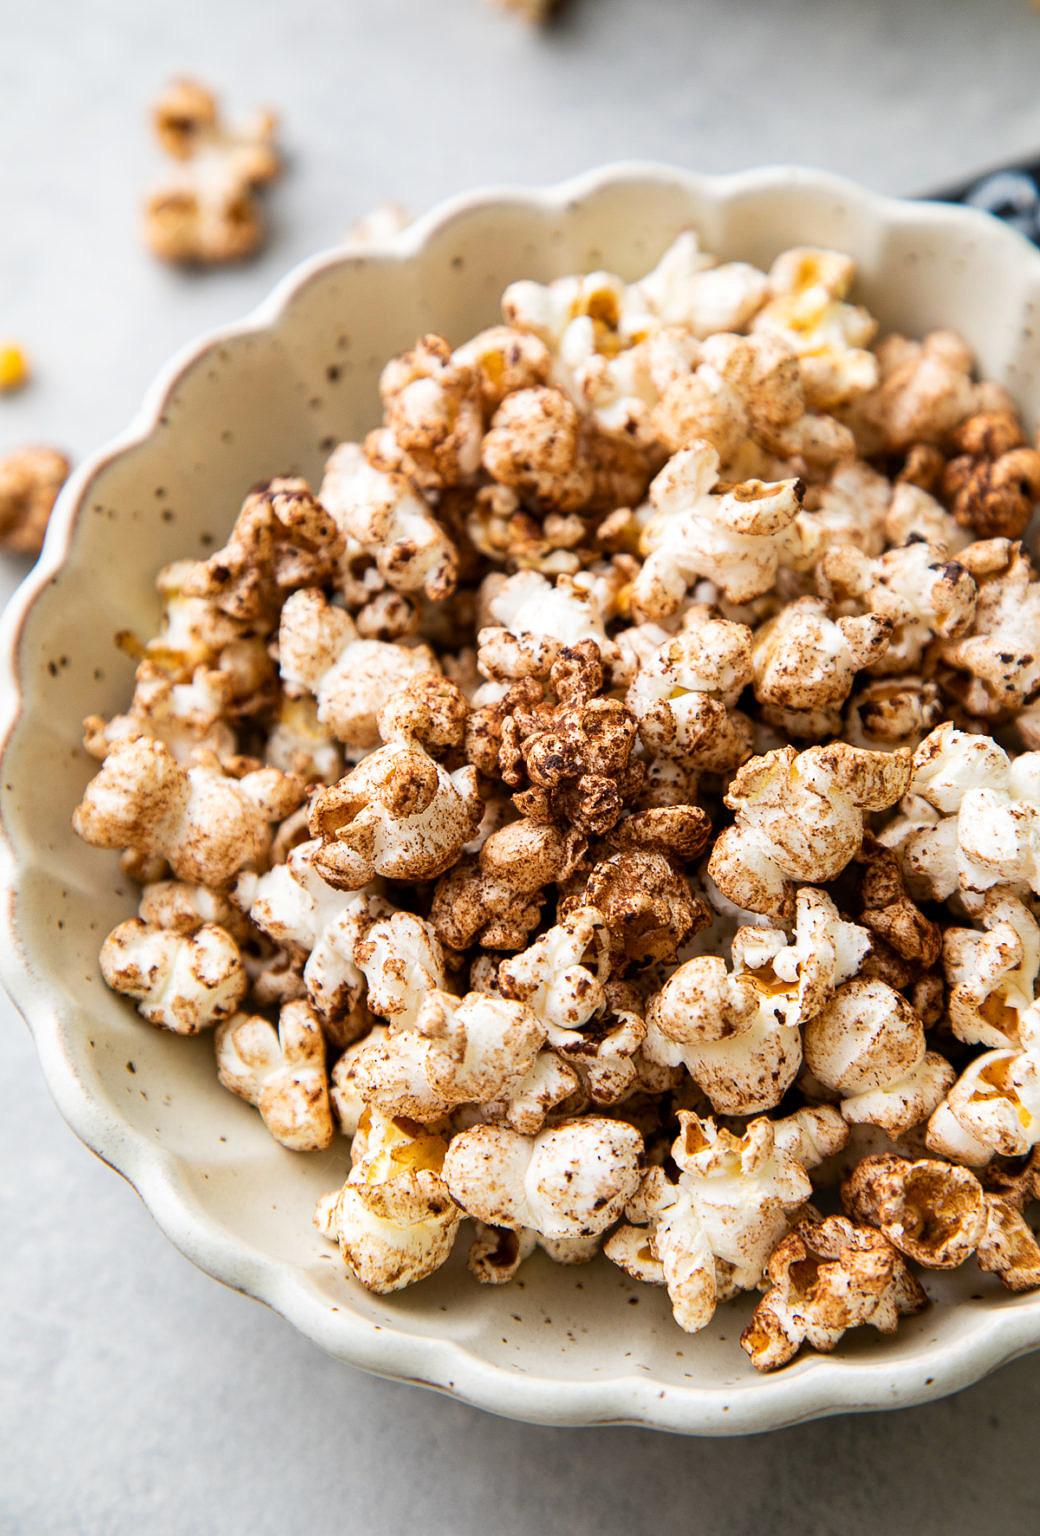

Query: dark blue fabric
[928,159,1040,245]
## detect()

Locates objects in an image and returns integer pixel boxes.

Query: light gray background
[3,1,1040,1531]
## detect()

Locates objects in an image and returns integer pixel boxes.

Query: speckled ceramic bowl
[4,164,1040,1435]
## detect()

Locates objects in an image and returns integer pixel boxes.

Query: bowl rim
[5,159,1040,1435]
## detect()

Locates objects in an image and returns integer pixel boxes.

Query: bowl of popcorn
[5,163,1040,1435]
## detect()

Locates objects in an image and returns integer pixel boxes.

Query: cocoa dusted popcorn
[75,229,1040,1369]
[145,78,281,264]
[0,445,69,556]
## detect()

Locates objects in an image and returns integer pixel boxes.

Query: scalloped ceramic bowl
[5,163,1040,1435]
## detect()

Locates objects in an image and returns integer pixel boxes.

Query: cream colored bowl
[4,164,1040,1435]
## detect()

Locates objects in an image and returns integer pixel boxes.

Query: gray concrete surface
[3,0,1040,1530]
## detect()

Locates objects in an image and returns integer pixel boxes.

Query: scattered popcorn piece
[817,540,977,675]
[145,78,280,264]
[376,334,483,492]
[626,614,754,772]
[498,908,610,1039]
[975,1194,1040,1291]
[247,838,385,1022]
[927,1005,1040,1165]
[944,893,1040,1048]
[740,1214,927,1370]
[841,330,981,455]
[353,911,447,1029]
[100,917,246,1033]
[442,1116,643,1240]
[803,977,925,1096]
[431,818,585,952]
[892,723,1040,900]
[708,741,911,918]
[73,737,304,885]
[0,445,69,556]
[215,1001,333,1150]
[317,1109,459,1292]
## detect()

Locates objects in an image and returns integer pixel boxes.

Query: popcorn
[942,410,1040,540]
[817,540,977,675]
[0,446,69,556]
[83,664,237,767]
[73,737,305,886]
[308,701,482,888]
[753,248,878,411]
[625,614,755,772]
[891,723,1040,900]
[708,741,911,918]
[740,1215,927,1370]
[498,908,610,1039]
[215,1001,334,1150]
[145,78,280,264]
[927,1005,1040,1165]
[100,917,246,1033]
[278,588,438,750]
[442,1117,643,1240]
[841,330,982,455]
[482,388,595,512]
[353,912,446,1029]
[319,442,459,600]
[803,977,926,1096]
[125,560,275,708]
[183,478,343,625]
[317,1109,459,1292]
[76,226,1040,1366]
[841,1154,987,1269]
[346,990,546,1122]
[431,819,585,952]
[943,893,1040,1047]
[844,676,942,752]
[377,334,484,491]
[631,443,806,618]
[247,838,385,1022]
[453,326,552,412]
[751,596,892,738]
[0,341,29,394]
[940,539,1040,718]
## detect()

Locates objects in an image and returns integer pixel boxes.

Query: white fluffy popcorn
[708,740,911,918]
[246,838,385,1022]
[278,587,437,749]
[497,908,610,1040]
[346,990,546,1122]
[317,1109,460,1292]
[753,247,878,410]
[943,893,1040,1048]
[73,736,304,886]
[442,1117,643,1240]
[353,912,446,1029]
[927,1006,1040,1166]
[888,723,1040,900]
[308,711,482,889]
[632,443,806,617]
[100,917,246,1033]
[215,1000,334,1150]
[320,441,458,597]
[625,615,754,771]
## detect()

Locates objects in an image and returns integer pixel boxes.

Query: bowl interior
[6,166,1040,1431]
